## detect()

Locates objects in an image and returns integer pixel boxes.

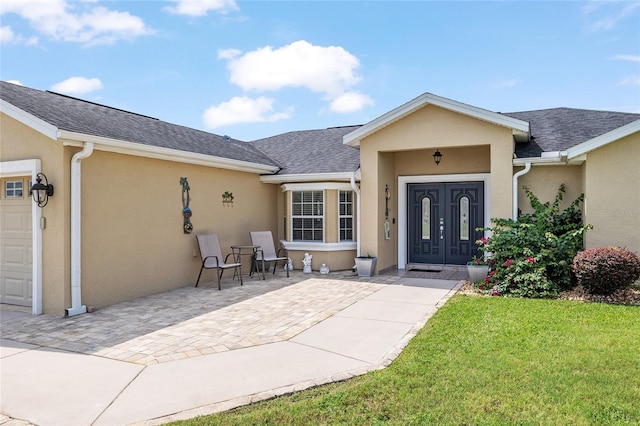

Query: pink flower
[526,257,535,263]
[505,259,514,268]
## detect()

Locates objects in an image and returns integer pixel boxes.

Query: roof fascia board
[260,172,357,184]
[566,119,640,159]
[59,130,279,174]
[1,100,59,140]
[513,157,565,166]
[344,92,530,147]
[280,182,355,191]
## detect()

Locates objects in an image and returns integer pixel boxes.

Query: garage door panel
[0,192,32,307]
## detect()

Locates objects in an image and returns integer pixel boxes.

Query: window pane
[460,196,470,241]
[422,197,430,240]
[291,191,324,241]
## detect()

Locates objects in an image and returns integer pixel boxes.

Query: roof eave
[1,100,60,140]
[260,171,359,184]
[566,119,640,159]
[59,130,280,174]
[343,92,530,147]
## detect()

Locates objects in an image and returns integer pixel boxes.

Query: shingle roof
[504,108,640,158]
[0,81,278,168]
[251,126,362,175]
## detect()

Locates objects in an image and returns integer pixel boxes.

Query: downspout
[66,142,94,317]
[350,171,361,257]
[512,162,531,221]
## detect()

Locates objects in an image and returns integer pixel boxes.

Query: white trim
[280,182,355,192]
[261,172,358,184]
[567,119,640,158]
[0,159,42,315]
[280,241,357,252]
[59,131,279,174]
[397,173,491,269]
[344,93,529,147]
[0,100,59,141]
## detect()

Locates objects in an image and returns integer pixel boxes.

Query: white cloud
[164,0,238,16]
[7,80,23,86]
[0,0,153,46]
[330,92,374,113]
[492,79,517,88]
[611,54,640,62]
[583,1,640,32]
[222,41,361,97]
[218,40,373,115]
[51,77,103,95]
[619,75,640,86]
[0,24,38,45]
[202,96,292,129]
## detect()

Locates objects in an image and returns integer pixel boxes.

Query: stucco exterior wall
[358,104,514,271]
[583,133,640,254]
[1,113,69,314]
[77,149,279,308]
[516,165,584,215]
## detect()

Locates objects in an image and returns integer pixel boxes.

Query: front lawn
[174,296,640,425]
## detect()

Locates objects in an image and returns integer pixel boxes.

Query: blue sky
[1,0,639,141]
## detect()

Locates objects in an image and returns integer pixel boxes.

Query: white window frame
[5,179,24,198]
[291,190,325,242]
[280,182,357,252]
[338,190,354,242]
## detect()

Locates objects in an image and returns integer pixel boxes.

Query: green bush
[477,184,591,298]
[572,246,640,295]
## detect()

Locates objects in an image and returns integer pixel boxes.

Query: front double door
[408,182,484,265]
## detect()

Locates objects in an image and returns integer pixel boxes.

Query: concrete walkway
[1,270,464,426]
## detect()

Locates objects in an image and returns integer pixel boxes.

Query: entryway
[407,182,484,265]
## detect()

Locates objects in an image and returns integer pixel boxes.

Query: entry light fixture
[433,149,443,166]
[30,173,54,207]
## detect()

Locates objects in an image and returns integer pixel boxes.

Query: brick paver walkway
[1,269,467,366]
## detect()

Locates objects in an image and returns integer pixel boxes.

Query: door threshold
[406,263,466,272]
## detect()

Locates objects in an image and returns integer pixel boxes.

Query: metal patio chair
[250,231,289,279]
[195,234,242,290]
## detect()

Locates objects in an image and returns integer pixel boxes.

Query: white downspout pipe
[512,162,531,221]
[66,142,94,317]
[350,171,361,257]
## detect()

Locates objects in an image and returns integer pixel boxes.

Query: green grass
[173,296,640,425]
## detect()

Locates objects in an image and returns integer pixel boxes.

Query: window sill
[280,241,357,252]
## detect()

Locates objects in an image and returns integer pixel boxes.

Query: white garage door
[0,177,33,307]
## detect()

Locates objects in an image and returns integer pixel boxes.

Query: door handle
[439,218,444,240]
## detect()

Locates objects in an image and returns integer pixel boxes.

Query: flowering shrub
[476,184,590,298]
[572,247,640,295]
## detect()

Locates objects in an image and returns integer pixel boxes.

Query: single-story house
[1,81,638,316]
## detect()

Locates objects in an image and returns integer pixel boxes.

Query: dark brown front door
[408,182,484,265]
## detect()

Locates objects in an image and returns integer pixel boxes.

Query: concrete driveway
[1,269,465,425]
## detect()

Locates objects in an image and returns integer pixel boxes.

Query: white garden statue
[319,263,329,275]
[302,252,313,273]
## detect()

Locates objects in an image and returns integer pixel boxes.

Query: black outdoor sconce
[433,149,443,166]
[30,173,54,207]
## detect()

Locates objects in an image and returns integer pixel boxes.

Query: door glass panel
[421,197,430,240]
[460,196,469,241]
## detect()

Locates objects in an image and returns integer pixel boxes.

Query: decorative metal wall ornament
[222,191,234,206]
[180,177,193,234]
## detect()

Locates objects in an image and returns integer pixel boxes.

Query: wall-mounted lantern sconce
[432,149,443,166]
[30,173,54,207]
[384,184,391,218]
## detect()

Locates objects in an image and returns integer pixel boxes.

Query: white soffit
[343,92,530,147]
[260,172,358,184]
[566,119,640,159]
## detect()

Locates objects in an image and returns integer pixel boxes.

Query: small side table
[231,245,261,279]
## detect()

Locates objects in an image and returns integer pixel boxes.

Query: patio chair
[250,231,289,279]
[195,234,243,290]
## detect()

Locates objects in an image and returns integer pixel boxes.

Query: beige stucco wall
[583,132,640,254]
[516,165,584,216]
[358,104,514,271]
[78,149,279,308]
[1,113,69,314]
